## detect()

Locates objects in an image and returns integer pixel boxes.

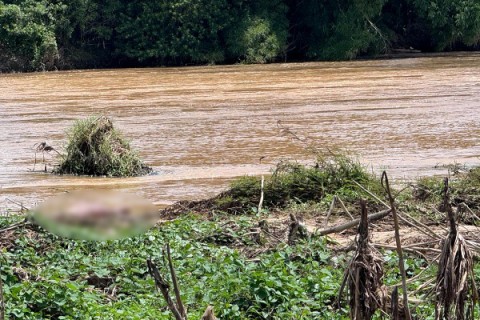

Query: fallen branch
[317,209,391,236]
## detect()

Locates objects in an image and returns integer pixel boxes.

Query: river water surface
[1,54,479,210]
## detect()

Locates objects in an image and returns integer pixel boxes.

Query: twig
[325,196,337,227]
[146,259,184,320]
[6,198,29,212]
[460,203,480,222]
[392,253,441,288]
[166,243,187,320]
[397,212,444,240]
[411,277,435,296]
[317,209,391,236]
[372,244,432,261]
[403,240,440,249]
[382,171,412,320]
[336,196,354,220]
[258,176,265,214]
[352,180,389,208]
[0,220,29,234]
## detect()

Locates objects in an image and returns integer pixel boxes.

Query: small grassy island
[54,116,151,177]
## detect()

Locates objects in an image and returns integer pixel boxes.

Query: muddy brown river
[1,54,479,210]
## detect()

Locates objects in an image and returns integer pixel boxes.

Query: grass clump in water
[55,116,151,177]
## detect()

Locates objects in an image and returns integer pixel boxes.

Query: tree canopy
[0,0,479,71]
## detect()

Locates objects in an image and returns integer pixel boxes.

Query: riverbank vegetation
[2,154,480,318]
[1,0,479,71]
[54,116,151,177]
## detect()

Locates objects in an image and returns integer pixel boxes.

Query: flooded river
[1,53,479,210]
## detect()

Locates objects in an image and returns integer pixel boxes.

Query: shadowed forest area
[1,0,480,72]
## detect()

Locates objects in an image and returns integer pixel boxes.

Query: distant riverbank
[1,0,479,72]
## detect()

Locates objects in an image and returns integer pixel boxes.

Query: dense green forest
[0,0,479,71]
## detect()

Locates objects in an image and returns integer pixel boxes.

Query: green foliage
[1,0,480,70]
[0,215,348,319]
[457,167,480,191]
[309,0,388,60]
[55,116,151,177]
[411,0,480,50]
[0,0,58,71]
[225,0,288,63]
[286,0,388,60]
[116,0,232,64]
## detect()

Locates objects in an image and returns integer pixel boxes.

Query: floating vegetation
[54,116,151,177]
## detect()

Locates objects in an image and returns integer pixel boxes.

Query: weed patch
[208,155,382,213]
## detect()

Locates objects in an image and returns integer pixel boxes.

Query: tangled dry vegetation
[54,116,151,177]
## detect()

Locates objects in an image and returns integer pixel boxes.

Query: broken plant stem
[391,286,399,320]
[258,175,264,214]
[325,196,337,227]
[147,259,184,320]
[382,171,412,320]
[166,243,187,320]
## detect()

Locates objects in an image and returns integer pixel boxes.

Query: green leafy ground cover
[0,214,446,320]
[2,159,480,319]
